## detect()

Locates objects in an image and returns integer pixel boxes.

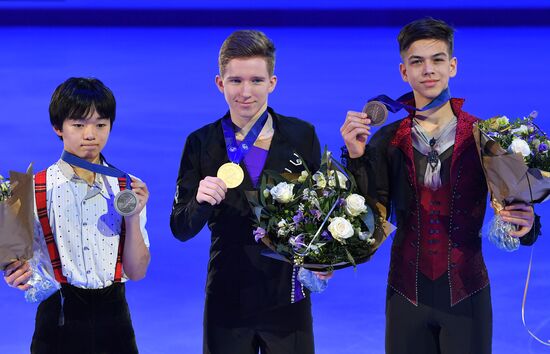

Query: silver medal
[114,189,139,216]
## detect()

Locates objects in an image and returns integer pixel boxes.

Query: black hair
[398,17,455,56]
[49,77,116,130]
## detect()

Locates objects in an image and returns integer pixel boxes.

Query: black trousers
[203,297,314,354]
[386,273,492,354]
[31,283,138,354]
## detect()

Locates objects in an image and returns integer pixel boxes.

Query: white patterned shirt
[25,160,149,302]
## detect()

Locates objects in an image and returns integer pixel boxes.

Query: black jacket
[170,107,321,328]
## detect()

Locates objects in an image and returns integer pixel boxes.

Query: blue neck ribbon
[369,87,451,114]
[221,109,269,164]
[60,151,132,190]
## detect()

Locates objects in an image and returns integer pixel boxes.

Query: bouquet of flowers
[0,165,35,270]
[0,175,10,202]
[247,149,391,272]
[473,111,550,251]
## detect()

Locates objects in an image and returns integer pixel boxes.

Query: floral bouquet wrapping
[473,112,550,251]
[246,149,392,273]
[0,165,34,270]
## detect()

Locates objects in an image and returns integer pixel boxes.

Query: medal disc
[362,100,388,126]
[217,163,244,188]
[114,189,139,216]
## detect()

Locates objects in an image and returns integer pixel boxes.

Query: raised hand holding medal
[61,151,142,216]
[217,109,269,189]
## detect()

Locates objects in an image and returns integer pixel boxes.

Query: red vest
[387,99,489,306]
[417,185,451,280]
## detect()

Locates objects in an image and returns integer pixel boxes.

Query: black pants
[31,283,138,354]
[203,297,314,354]
[386,273,492,354]
[204,326,314,354]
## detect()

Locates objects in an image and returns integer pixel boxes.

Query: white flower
[496,116,509,127]
[511,125,529,135]
[263,188,270,198]
[328,170,348,189]
[345,194,367,217]
[312,172,327,189]
[358,231,373,241]
[277,219,287,228]
[327,217,354,242]
[297,170,309,183]
[508,138,531,157]
[270,182,295,203]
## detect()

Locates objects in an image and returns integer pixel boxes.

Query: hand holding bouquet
[247,149,390,271]
[474,112,549,251]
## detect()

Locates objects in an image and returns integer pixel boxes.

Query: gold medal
[217,162,244,188]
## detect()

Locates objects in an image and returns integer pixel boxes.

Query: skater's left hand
[498,203,534,237]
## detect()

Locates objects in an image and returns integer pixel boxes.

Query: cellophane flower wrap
[0,165,34,270]
[246,149,389,271]
[473,112,550,251]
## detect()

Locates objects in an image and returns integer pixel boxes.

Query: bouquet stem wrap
[473,123,550,250]
[0,165,34,270]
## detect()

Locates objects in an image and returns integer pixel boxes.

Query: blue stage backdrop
[0,5,549,354]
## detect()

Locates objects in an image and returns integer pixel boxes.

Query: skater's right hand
[340,111,372,159]
[196,176,227,206]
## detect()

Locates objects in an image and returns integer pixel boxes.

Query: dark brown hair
[398,17,455,57]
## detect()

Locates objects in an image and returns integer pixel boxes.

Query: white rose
[312,172,327,189]
[511,125,529,135]
[345,194,367,217]
[327,217,354,242]
[297,170,309,183]
[508,138,531,157]
[327,170,348,189]
[270,182,295,203]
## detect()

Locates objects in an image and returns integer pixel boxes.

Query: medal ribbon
[522,247,550,346]
[60,151,132,190]
[221,109,269,164]
[368,87,451,114]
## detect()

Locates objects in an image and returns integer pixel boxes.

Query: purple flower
[539,143,548,153]
[253,227,266,243]
[293,210,304,224]
[337,198,346,207]
[323,190,330,197]
[321,230,333,241]
[290,234,306,250]
[310,209,322,220]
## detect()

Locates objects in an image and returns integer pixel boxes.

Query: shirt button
[83,246,90,251]
[82,201,86,205]
[86,270,91,274]
[83,222,88,226]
